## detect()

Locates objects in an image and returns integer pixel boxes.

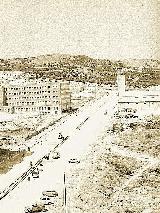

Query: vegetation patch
[117,116,160,157]
[0,148,30,174]
[109,164,160,213]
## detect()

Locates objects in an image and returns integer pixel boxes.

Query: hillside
[0,54,160,87]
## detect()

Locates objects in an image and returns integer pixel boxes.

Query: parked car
[40,196,54,205]
[68,158,80,164]
[32,171,39,178]
[52,151,60,159]
[125,113,139,119]
[44,154,49,160]
[104,110,107,115]
[58,133,64,140]
[42,190,58,197]
[58,133,69,141]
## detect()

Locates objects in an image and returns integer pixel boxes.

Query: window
[48,107,50,110]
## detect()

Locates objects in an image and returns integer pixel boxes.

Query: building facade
[0,71,22,80]
[0,80,71,115]
[117,70,160,115]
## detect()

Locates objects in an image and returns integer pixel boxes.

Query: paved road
[0,94,106,192]
[0,91,118,213]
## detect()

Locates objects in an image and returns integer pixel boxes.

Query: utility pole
[63,172,67,213]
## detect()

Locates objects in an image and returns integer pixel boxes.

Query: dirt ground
[0,148,31,174]
[45,115,160,213]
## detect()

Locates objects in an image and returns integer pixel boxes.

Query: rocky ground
[0,112,62,150]
[44,115,160,213]
[116,116,160,158]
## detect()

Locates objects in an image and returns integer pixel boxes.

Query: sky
[0,0,159,59]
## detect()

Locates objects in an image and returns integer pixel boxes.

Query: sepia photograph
[0,0,160,212]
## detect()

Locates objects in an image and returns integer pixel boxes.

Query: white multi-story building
[0,80,71,115]
[117,69,160,115]
[0,71,22,80]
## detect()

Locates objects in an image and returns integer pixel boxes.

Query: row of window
[0,108,11,112]
[8,101,59,106]
[7,96,59,100]
[7,90,59,95]
[15,106,58,110]
[14,107,59,114]
[6,85,59,91]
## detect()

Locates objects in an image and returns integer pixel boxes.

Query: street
[0,91,118,213]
